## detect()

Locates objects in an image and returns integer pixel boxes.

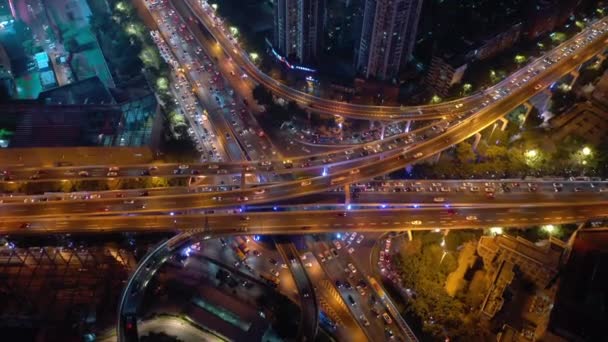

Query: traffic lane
[303,241,369,341]
[1,175,606,217]
[2,202,606,235]
[2,173,604,203]
[157,3,267,161]
[2,177,604,205]
[309,240,391,340]
[332,238,410,341]
[275,242,318,341]
[338,232,384,275]
[152,9,245,163]
[194,237,299,303]
[353,190,606,204]
[154,11,246,162]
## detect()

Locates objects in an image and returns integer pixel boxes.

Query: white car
[317,253,326,262]
[333,240,342,250]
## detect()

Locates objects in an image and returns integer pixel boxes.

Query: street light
[582,146,591,156]
[249,52,259,61]
[541,224,555,234]
[525,149,537,158]
[489,227,503,235]
[211,3,218,10]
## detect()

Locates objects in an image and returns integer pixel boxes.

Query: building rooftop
[34,52,50,70]
[478,235,565,271]
[38,76,115,105]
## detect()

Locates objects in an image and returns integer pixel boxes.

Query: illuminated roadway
[3,37,608,216]
[275,240,318,342]
[181,0,608,120]
[1,18,607,214]
[5,6,604,342]
[2,200,606,235]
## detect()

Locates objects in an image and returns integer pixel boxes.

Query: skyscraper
[274,0,325,64]
[356,0,423,80]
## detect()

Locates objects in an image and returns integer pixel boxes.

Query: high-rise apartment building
[274,0,325,64]
[356,0,423,80]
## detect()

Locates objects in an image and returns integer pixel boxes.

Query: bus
[232,246,246,261]
[260,272,280,287]
[235,236,249,254]
[368,276,385,299]
[319,311,337,331]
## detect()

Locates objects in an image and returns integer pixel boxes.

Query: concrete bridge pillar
[520,102,536,128]
[472,132,482,150]
[344,184,351,204]
[241,167,247,189]
[498,117,509,131]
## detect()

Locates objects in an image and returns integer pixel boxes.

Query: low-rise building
[478,235,566,290]
[478,235,566,321]
[472,23,523,61]
[0,77,161,150]
[425,54,468,97]
[549,103,608,145]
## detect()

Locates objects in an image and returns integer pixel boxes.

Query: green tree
[456,142,476,164]
[395,235,486,340]
[481,145,508,161]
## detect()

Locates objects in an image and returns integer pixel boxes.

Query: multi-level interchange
[1,0,607,341]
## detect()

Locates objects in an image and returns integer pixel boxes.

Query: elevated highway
[2,200,606,235]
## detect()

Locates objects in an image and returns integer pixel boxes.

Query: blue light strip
[268,45,316,73]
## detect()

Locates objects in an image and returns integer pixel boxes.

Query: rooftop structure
[0,77,160,149]
[478,234,566,290]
